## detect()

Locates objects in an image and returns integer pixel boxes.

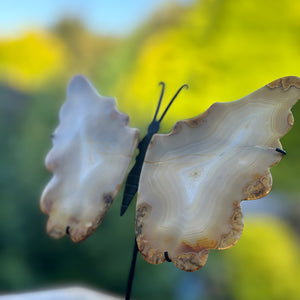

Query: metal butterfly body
[41,75,300,272]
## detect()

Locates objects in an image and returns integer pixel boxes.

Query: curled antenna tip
[157,82,189,123]
[159,81,165,87]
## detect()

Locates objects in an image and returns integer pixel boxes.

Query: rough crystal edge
[267,76,300,90]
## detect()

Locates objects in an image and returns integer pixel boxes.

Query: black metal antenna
[152,82,165,122]
[146,82,189,136]
[158,84,189,123]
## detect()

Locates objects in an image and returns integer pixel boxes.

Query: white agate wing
[41,75,139,242]
[136,76,300,271]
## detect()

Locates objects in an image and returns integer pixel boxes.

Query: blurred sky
[0,0,193,37]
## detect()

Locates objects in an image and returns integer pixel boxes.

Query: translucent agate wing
[136,76,300,271]
[41,75,139,242]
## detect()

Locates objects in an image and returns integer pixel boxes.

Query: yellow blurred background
[0,0,299,299]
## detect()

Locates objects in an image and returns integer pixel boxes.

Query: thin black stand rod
[125,239,139,300]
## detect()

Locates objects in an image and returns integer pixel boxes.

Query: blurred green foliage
[0,0,299,299]
[223,216,300,300]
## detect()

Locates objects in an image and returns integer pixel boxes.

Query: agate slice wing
[136,76,300,271]
[41,75,139,242]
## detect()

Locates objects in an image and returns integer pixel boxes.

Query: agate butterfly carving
[41,75,300,272]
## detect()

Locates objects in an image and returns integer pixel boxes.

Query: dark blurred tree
[52,18,118,88]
